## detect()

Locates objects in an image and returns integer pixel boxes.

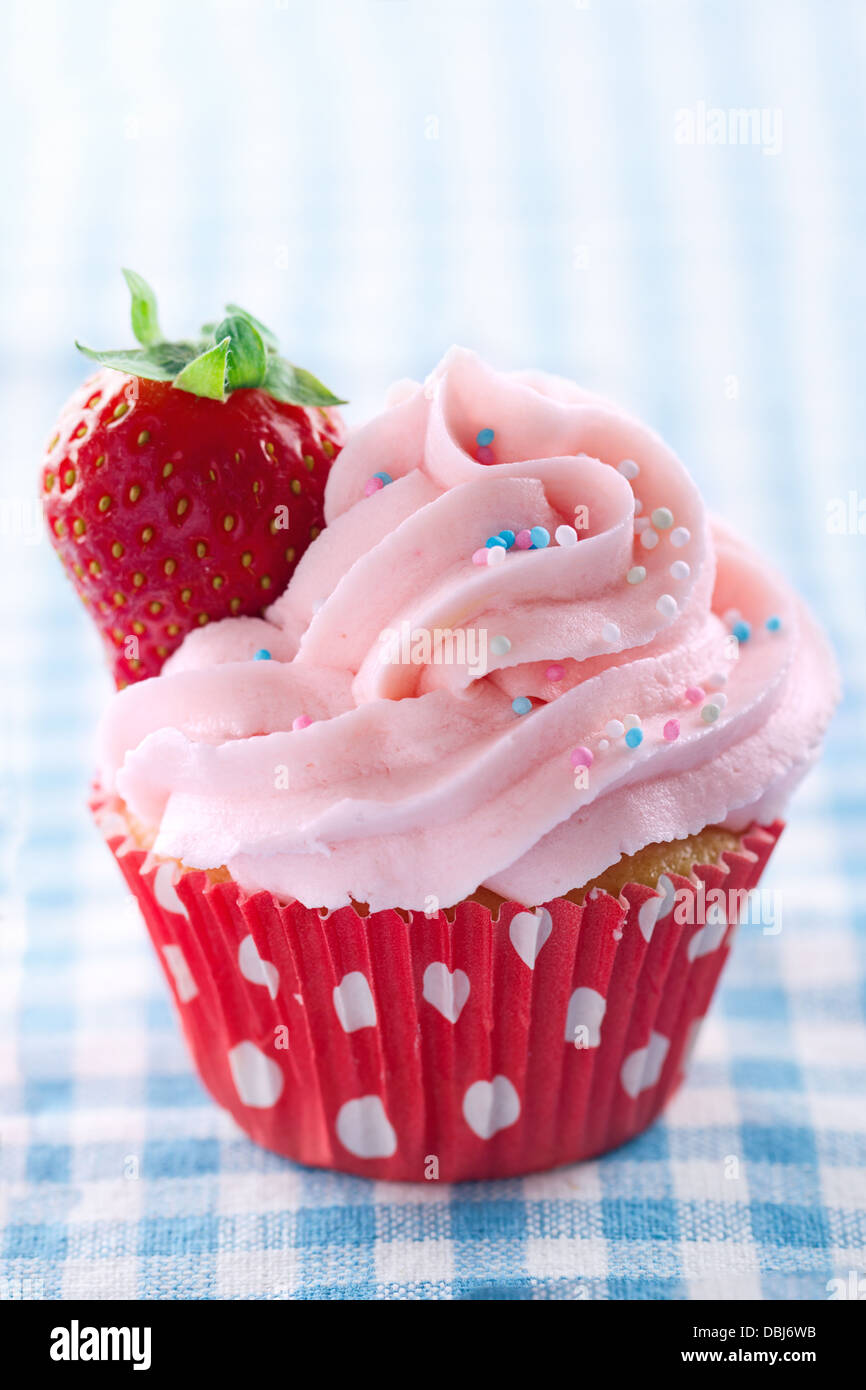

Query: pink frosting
[98,349,839,910]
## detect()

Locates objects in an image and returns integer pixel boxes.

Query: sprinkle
[254,649,272,661]
[477,446,495,465]
[723,608,742,627]
[472,548,489,565]
[570,746,593,768]
[656,593,678,618]
[625,727,643,748]
[486,534,508,548]
[701,702,721,723]
[476,427,495,447]
[530,525,550,549]
[766,615,782,631]
[663,719,680,741]
[601,621,621,644]
[633,499,643,514]
[598,739,610,751]
[515,529,533,549]
[555,524,578,547]
[499,529,516,549]
[490,635,512,656]
[292,714,313,731]
[708,670,728,688]
[364,476,385,496]
[627,565,647,584]
[374,471,393,485]
[670,526,691,548]
[546,663,565,682]
[640,528,659,550]
[487,544,507,566]
[651,507,674,530]
[618,459,639,480]
[634,516,651,533]
[670,560,690,580]
[731,619,751,643]
[605,719,625,739]
[623,714,641,731]
[512,696,532,716]
[713,692,728,709]
[684,686,705,705]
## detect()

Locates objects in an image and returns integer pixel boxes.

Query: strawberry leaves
[77,271,346,407]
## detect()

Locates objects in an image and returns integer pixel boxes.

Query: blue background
[1,0,864,1299]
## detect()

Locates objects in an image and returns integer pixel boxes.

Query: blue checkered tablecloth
[1,0,865,1300]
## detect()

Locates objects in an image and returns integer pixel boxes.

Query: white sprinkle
[723,608,742,627]
[601,621,621,644]
[701,703,721,723]
[709,670,728,687]
[656,594,678,618]
[713,691,728,709]
[640,528,659,550]
[605,720,625,739]
[670,526,691,548]
[555,524,578,548]
[598,739,610,751]
[651,507,674,530]
[627,565,647,584]
[490,635,511,655]
[633,498,643,514]
[670,560,690,580]
[618,459,639,480]
[623,714,641,730]
[634,516,650,533]
[487,544,507,566]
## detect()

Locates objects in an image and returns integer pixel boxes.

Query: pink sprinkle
[515,529,533,549]
[570,745,593,768]
[546,663,565,682]
[477,446,495,465]
[684,686,705,705]
[292,714,313,731]
[663,719,680,741]
[364,476,385,497]
[472,547,489,566]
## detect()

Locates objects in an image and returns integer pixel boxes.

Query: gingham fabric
[1,0,864,1300]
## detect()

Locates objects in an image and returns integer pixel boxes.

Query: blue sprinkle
[476,428,495,447]
[486,535,508,549]
[765,615,781,632]
[373,471,393,485]
[254,649,272,661]
[499,529,516,549]
[530,526,550,549]
[625,727,643,748]
[512,696,532,716]
[732,620,751,643]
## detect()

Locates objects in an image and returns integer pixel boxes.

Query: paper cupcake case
[94,797,782,1181]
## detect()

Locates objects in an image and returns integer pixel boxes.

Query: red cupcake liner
[93,795,782,1181]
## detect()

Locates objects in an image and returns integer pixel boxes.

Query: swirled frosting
[98,349,839,910]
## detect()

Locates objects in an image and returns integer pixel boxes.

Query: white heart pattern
[637,875,676,942]
[620,1031,670,1099]
[332,972,377,1033]
[463,1076,521,1140]
[509,908,553,969]
[152,862,189,919]
[564,986,606,1048]
[228,1041,284,1108]
[162,944,198,1003]
[422,962,470,1023]
[336,1096,398,1158]
[238,934,280,999]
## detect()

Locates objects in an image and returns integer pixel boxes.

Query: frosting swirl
[99,349,839,910]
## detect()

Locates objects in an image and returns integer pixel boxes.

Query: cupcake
[47,320,838,1179]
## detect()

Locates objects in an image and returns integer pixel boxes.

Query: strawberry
[41,270,345,686]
